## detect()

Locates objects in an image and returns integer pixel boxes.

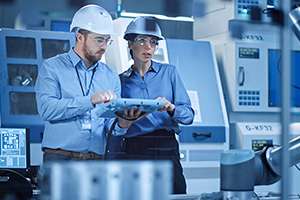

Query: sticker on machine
[187,90,202,123]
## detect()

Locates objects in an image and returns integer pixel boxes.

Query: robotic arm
[265,136,300,177]
[220,135,300,200]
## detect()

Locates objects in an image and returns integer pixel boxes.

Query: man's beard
[83,44,103,65]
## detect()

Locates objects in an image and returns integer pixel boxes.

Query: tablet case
[94,98,165,118]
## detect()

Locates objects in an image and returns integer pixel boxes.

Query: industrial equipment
[0,128,30,169]
[193,0,285,41]
[166,39,229,194]
[0,28,75,166]
[221,134,300,200]
[39,161,171,200]
[204,20,300,196]
[0,127,32,199]
[193,0,300,196]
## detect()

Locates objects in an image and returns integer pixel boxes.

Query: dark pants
[122,129,186,194]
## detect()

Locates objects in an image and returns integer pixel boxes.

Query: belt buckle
[78,152,86,159]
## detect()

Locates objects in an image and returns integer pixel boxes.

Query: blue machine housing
[0,28,75,143]
[166,39,229,144]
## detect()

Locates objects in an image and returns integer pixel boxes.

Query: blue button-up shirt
[35,49,126,155]
[120,61,194,137]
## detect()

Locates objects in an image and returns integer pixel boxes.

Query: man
[35,5,138,162]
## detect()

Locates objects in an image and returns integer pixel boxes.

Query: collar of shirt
[68,48,98,71]
[122,60,160,78]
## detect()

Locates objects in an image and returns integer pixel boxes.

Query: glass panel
[9,92,38,115]
[268,49,300,107]
[41,39,70,59]
[6,37,36,58]
[153,47,165,62]
[8,64,37,86]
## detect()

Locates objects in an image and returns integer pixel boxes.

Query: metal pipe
[266,135,300,175]
[280,0,292,199]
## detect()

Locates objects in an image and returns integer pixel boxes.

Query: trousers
[122,129,186,194]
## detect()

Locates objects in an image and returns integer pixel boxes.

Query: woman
[119,16,194,194]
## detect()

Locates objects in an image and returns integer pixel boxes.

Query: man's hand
[117,108,146,128]
[91,90,116,105]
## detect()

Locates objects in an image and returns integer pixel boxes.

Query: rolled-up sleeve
[171,67,194,125]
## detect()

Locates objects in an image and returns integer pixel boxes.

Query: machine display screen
[0,128,29,169]
[268,49,300,107]
[239,47,259,59]
[252,139,273,151]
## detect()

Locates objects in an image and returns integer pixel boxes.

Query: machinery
[0,28,76,166]
[105,17,229,194]
[166,39,229,194]
[168,134,300,200]
[217,23,300,113]
[39,161,171,200]
[218,23,300,196]
[193,0,300,42]
[0,128,32,199]
[193,0,300,196]
[221,134,300,200]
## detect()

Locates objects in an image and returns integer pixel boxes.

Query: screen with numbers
[0,128,29,169]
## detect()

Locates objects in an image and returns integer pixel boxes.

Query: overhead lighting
[119,11,194,22]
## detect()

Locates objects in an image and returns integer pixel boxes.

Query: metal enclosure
[166,39,229,193]
[40,161,171,200]
[0,28,75,166]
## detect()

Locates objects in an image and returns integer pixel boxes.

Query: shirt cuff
[113,122,128,136]
[77,96,94,110]
[168,107,180,122]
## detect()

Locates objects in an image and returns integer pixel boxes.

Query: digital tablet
[94,98,165,118]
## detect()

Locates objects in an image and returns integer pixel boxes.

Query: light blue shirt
[120,61,194,137]
[35,49,126,155]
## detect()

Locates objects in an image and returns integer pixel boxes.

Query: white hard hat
[124,16,164,41]
[70,4,114,35]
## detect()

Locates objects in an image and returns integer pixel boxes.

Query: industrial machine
[215,22,300,196]
[0,28,75,166]
[193,0,300,196]
[0,128,32,199]
[193,0,296,42]
[217,23,300,113]
[105,18,229,194]
[0,128,30,169]
[220,134,300,200]
[166,39,229,194]
[39,161,171,200]
[36,134,300,200]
